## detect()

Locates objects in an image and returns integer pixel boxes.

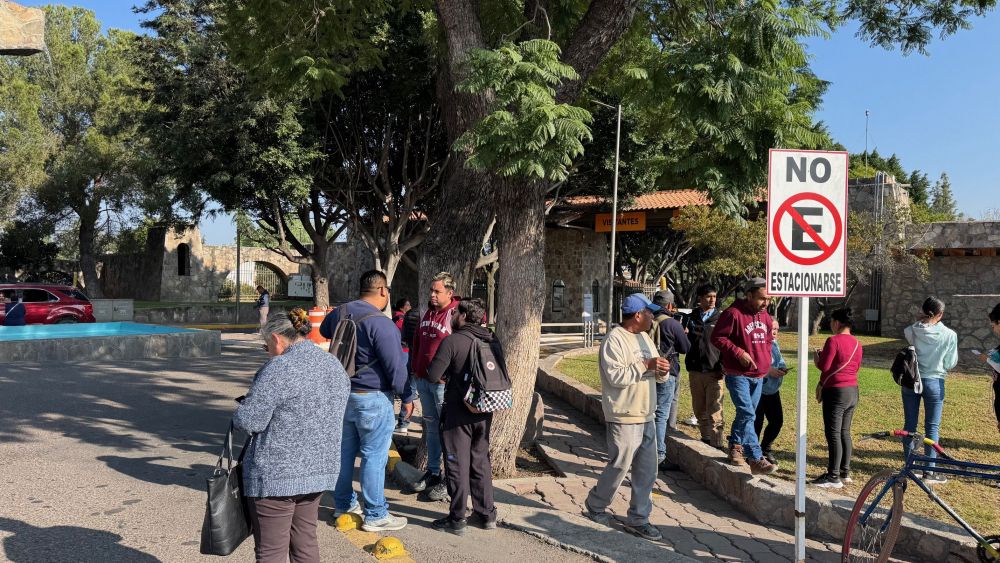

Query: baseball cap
[652,290,675,307]
[746,277,767,291]
[621,293,662,315]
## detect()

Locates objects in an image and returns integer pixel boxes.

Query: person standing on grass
[584,293,669,542]
[425,298,501,536]
[684,284,725,448]
[811,308,863,489]
[983,303,1000,436]
[649,290,690,472]
[755,319,788,467]
[902,297,958,485]
[410,271,461,501]
[711,277,777,475]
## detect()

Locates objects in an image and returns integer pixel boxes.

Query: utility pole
[864,109,871,170]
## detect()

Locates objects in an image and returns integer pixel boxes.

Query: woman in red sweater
[812,308,863,489]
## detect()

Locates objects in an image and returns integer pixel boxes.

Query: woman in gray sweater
[234,308,350,563]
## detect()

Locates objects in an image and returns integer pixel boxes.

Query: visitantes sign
[766,149,849,297]
[595,211,646,232]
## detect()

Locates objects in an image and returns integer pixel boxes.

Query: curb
[536,348,980,563]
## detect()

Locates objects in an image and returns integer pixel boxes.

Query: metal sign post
[766,149,849,562]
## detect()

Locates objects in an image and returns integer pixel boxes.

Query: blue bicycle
[842,430,1000,562]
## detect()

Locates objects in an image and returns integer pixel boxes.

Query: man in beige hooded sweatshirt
[584,293,670,542]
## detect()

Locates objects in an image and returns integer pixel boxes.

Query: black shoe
[811,473,843,489]
[432,517,467,536]
[658,459,681,472]
[421,481,449,502]
[762,451,777,465]
[469,511,497,530]
[409,471,437,493]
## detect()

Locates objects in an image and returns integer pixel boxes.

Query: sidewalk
[407,391,844,562]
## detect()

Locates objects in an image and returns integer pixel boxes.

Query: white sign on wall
[766,149,849,297]
[582,293,594,318]
[288,275,314,298]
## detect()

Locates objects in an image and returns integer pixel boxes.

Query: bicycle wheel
[842,470,905,563]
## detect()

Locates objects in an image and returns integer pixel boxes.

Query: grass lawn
[556,332,1000,532]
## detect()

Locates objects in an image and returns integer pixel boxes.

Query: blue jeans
[334,391,395,520]
[416,378,446,475]
[725,375,765,461]
[655,376,678,462]
[902,378,945,469]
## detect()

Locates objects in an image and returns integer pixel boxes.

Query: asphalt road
[0,336,590,563]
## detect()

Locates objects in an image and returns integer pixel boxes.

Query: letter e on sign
[766,149,848,297]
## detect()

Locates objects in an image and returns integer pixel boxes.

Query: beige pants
[689,370,725,447]
[258,307,269,331]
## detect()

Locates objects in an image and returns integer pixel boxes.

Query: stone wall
[100,227,167,300]
[0,329,221,362]
[882,255,1000,351]
[160,227,306,302]
[542,228,610,324]
[326,238,376,304]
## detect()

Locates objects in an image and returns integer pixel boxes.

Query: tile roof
[554,189,711,211]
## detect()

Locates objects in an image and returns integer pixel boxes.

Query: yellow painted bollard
[387,441,401,473]
[334,513,363,531]
[373,537,407,560]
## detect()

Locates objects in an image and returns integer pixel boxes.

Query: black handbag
[199,423,252,556]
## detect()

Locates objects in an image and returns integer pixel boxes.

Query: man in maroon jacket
[409,271,461,501]
[711,278,777,475]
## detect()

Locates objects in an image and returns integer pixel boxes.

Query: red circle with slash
[772,192,843,266]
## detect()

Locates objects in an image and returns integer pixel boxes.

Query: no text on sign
[766,149,848,297]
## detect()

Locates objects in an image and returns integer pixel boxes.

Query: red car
[0,283,96,325]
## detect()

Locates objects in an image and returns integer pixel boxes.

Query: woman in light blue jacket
[902,297,958,485]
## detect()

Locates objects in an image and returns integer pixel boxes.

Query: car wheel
[55,317,79,324]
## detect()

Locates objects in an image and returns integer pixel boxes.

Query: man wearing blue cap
[584,293,670,542]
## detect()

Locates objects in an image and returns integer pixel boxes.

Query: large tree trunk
[77,204,103,298]
[490,180,547,477]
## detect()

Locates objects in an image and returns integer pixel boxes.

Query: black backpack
[458,332,513,413]
[890,345,923,393]
[328,309,382,377]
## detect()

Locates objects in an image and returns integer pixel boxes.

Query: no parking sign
[766,149,849,297]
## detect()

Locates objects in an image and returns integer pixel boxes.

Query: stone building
[881,221,1000,349]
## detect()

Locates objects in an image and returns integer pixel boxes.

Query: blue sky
[21,2,1000,243]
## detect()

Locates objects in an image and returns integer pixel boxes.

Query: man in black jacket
[425,298,500,536]
[684,284,725,449]
[650,290,690,471]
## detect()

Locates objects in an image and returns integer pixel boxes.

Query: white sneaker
[683,416,699,427]
[922,473,948,485]
[362,513,408,532]
[334,501,363,518]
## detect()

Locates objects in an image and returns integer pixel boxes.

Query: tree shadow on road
[0,517,162,563]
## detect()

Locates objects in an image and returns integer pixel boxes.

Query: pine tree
[930,172,958,220]
[907,170,931,207]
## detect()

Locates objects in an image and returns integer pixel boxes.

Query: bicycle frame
[859,431,1000,560]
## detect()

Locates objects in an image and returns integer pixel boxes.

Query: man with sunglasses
[320,270,413,532]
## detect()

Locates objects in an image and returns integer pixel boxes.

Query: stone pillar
[0,2,45,55]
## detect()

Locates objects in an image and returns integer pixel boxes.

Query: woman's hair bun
[288,308,310,335]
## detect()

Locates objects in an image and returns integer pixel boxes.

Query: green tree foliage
[929,171,959,219]
[907,170,931,207]
[0,69,50,228]
[0,218,59,280]
[456,40,593,181]
[0,7,147,297]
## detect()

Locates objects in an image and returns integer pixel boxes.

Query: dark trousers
[441,415,496,522]
[754,391,783,453]
[821,386,859,475]
[248,493,322,563]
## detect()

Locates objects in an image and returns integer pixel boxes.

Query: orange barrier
[308,307,329,345]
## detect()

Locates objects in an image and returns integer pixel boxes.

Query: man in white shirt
[584,293,670,542]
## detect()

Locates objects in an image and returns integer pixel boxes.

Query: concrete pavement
[0,336,590,562]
